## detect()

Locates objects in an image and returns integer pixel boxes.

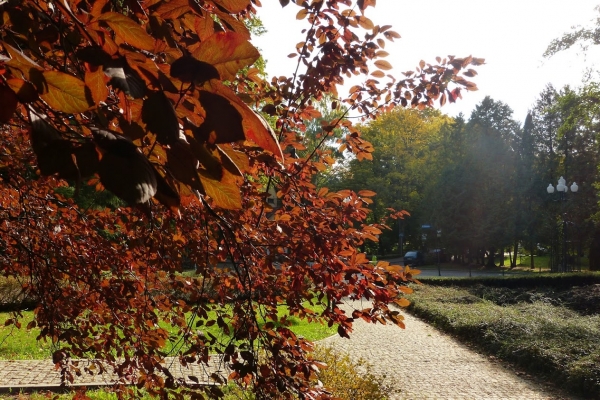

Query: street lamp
[547,176,578,272]
[436,229,442,277]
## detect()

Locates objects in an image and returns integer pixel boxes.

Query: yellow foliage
[312,345,394,400]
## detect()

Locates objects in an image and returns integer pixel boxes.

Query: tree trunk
[486,246,496,268]
[589,229,600,271]
[512,240,519,269]
[530,236,535,269]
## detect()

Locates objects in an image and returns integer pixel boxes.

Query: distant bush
[418,272,600,289]
[0,275,36,311]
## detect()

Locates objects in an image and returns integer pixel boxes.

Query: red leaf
[84,68,109,106]
[192,32,260,81]
[155,0,190,19]
[204,82,283,160]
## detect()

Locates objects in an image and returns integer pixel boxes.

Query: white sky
[252,1,600,124]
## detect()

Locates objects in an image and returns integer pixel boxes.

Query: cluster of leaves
[0,0,480,398]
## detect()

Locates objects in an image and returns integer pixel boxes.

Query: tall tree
[327,108,452,254]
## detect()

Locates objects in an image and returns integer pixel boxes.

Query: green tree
[328,108,452,254]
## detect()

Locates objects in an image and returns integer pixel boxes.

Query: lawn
[407,275,600,399]
[0,304,337,360]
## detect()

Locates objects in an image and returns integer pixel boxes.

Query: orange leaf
[84,68,109,106]
[395,298,411,308]
[199,169,242,210]
[3,42,42,81]
[358,190,377,197]
[218,143,250,173]
[356,16,374,30]
[192,32,260,81]
[96,12,155,51]
[37,71,93,113]
[296,8,308,20]
[370,70,385,78]
[384,31,401,41]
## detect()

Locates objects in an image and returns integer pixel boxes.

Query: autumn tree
[0,0,481,398]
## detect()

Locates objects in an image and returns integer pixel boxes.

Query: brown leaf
[356,16,374,30]
[142,91,180,145]
[204,82,283,159]
[358,190,377,197]
[103,58,147,99]
[296,8,308,20]
[156,0,190,19]
[166,138,205,192]
[153,168,181,213]
[384,31,401,41]
[187,136,224,181]
[0,86,18,123]
[374,60,392,70]
[92,128,157,204]
[218,143,250,173]
[195,90,245,144]
[192,32,259,81]
[170,55,220,84]
[96,12,155,51]
[6,78,38,103]
[214,0,251,13]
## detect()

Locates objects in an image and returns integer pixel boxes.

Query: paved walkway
[0,302,577,399]
[0,357,229,391]
[322,299,575,400]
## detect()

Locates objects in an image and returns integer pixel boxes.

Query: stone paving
[0,301,578,399]
[0,357,229,391]
[321,299,576,400]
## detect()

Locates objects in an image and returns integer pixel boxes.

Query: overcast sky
[252,1,600,124]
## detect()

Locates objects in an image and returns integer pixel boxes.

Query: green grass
[0,311,54,360]
[407,283,600,398]
[0,304,336,361]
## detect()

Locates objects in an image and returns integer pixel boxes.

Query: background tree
[326,108,452,254]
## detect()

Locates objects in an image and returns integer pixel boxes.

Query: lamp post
[436,229,442,277]
[547,176,578,272]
